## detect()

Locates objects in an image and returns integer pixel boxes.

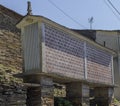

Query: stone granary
[0,3,117,106]
[16,3,116,106]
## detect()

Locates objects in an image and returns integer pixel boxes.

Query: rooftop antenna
[27,1,32,15]
[88,17,94,29]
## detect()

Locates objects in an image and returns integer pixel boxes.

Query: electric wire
[103,0,120,21]
[47,0,87,29]
[107,0,120,16]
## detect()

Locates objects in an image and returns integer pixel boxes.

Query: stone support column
[66,83,90,106]
[94,87,114,106]
[26,77,54,106]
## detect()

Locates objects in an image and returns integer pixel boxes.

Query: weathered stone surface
[66,83,90,106]
[54,83,66,97]
[0,84,27,106]
[94,87,114,106]
[0,5,25,106]
[0,30,22,84]
[41,77,54,106]
[0,6,22,85]
[26,77,54,106]
[0,5,22,33]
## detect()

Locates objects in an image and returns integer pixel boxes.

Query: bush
[54,98,73,106]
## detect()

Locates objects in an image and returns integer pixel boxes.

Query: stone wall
[0,30,22,84]
[66,83,90,106]
[0,5,22,33]
[26,77,54,106]
[0,5,26,106]
[0,84,26,106]
[0,4,23,85]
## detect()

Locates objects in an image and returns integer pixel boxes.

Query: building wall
[96,31,120,100]
[96,31,118,51]
[113,57,120,99]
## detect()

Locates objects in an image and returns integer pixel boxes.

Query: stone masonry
[0,5,27,106]
[0,84,26,106]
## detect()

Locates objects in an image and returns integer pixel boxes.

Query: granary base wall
[66,83,90,106]
[94,87,114,106]
[26,77,54,106]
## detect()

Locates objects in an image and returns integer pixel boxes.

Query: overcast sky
[1,0,120,30]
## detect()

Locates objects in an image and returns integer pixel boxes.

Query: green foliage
[55,98,73,106]
[113,98,120,104]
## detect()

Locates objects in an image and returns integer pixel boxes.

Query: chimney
[27,1,32,15]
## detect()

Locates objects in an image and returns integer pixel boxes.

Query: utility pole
[88,17,94,29]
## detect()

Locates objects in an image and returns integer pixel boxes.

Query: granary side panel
[86,44,113,84]
[43,24,85,79]
[22,22,41,72]
[41,22,113,84]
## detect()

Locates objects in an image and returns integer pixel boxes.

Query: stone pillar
[66,83,90,106]
[40,77,54,106]
[94,87,114,106]
[27,87,41,106]
[26,77,54,106]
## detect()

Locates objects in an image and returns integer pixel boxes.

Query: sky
[0,0,120,30]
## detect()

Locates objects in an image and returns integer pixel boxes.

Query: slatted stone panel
[23,23,41,72]
[44,24,85,79]
[86,44,112,84]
